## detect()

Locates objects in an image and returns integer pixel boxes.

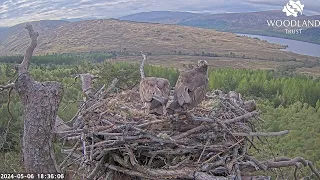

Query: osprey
[78,73,100,101]
[139,52,170,115]
[167,60,209,114]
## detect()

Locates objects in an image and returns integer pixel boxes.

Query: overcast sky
[0,0,319,27]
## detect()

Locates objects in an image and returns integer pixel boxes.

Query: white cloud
[0,0,319,27]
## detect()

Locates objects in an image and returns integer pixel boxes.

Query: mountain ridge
[119,11,202,24]
[119,10,320,45]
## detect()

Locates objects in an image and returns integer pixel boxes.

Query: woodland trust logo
[267,0,320,34]
[282,0,304,17]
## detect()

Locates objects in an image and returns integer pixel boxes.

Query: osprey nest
[57,82,320,180]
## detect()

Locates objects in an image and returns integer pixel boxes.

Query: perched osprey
[167,60,209,114]
[78,73,100,101]
[139,52,170,115]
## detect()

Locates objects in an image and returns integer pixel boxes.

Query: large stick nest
[57,86,319,180]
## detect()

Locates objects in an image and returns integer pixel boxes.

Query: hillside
[0,27,8,43]
[178,10,292,31]
[119,11,320,45]
[0,27,7,32]
[0,19,316,62]
[0,20,69,55]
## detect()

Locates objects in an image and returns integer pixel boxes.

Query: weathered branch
[245,156,320,180]
[137,119,168,128]
[140,51,146,79]
[0,83,14,91]
[224,111,259,124]
[59,140,80,169]
[0,87,14,150]
[192,115,218,123]
[192,172,231,180]
[172,125,208,140]
[87,157,104,179]
[105,163,150,179]
[233,130,290,137]
[192,112,258,124]
[18,24,39,75]
[244,155,267,170]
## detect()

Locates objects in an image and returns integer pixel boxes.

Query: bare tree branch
[0,83,15,91]
[232,130,290,137]
[245,156,320,180]
[172,125,208,140]
[87,157,104,179]
[192,112,258,124]
[224,111,259,124]
[18,24,39,75]
[140,51,146,79]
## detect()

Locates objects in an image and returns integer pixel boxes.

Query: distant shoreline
[237,33,320,57]
[228,30,320,46]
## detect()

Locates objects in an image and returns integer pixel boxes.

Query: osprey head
[198,60,208,68]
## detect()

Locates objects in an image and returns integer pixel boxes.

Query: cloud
[0,0,319,27]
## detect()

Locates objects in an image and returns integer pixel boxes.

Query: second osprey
[167,60,209,114]
[139,52,170,115]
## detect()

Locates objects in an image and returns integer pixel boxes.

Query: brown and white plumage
[167,60,209,114]
[139,52,170,115]
[78,73,100,101]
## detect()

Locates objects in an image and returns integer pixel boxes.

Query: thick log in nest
[58,87,320,180]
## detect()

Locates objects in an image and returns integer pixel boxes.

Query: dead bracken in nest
[57,84,320,180]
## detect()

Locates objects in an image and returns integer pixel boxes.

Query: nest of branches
[57,83,320,180]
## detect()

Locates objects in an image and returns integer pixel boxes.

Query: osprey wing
[174,69,208,106]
